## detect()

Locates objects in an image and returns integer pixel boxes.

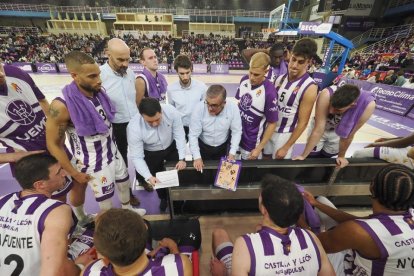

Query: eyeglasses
[205,100,225,109]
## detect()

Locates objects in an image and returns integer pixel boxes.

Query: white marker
[201,168,203,174]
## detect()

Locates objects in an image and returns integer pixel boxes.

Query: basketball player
[0,62,85,211]
[236,52,278,160]
[353,133,414,169]
[241,42,288,84]
[302,164,414,275]
[136,48,168,103]
[210,175,334,276]
[263,38,318,159]
[81,208,193,275]
[0,154,95,276]
[46,51,145,216]
[294,84,375,168]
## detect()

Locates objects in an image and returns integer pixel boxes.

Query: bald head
[107,38,130,75]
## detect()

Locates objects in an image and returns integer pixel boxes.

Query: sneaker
[128,206,147,216]
[129,190,141,207]
[142,181,154,192]
[77,213,96,228]
[159,199,168,212]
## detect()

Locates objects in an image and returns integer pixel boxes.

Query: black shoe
[129,190,141,207]
[159,199,168,212]
[142,181,154,192]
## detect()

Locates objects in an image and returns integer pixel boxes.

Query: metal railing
[351,23,414,48]
[0,25,40,35]
[387,0,414,9]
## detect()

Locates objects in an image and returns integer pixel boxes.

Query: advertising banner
[128,63,144,73]
[298,22,332,35]
[57,63,68,73]
[345,0,374,17]
[211,64,229,74]
[12,62,33,73]
[193,64,207,74]
[36,63,57,73]
[339,77,414,116]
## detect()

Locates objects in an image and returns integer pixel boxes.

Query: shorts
[353,146,414,169]
[310,129,339,157]
[87,151,130,202]
[263,132,293,159]
[237,147,262,160]
[215,241,234,275]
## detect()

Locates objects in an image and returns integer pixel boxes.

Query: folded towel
[62,81,115,137]
[296,184,321,233]
[141,67,168,99]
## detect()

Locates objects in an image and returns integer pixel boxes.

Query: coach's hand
[193,158,204,172]
[175,160,187,170]
[336,157,349,168]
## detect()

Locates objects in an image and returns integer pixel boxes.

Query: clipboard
[214,157,242,191]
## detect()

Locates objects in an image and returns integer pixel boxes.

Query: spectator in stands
[166,54,207,140]
[82,208,192,275]
[210,175,335,276]
[100,38,140,206]
[403,75,414,88]
[394,69,407,86]
[383,70,397,85]
[236,52,278,160]
[189,85,242,171]
[353,132,414,169]
[241,42,288,84]
[302,164,414,276]
[136,47,168,103]
[127,98,186,211]
[294,84,375,168]
[263,38,318,160]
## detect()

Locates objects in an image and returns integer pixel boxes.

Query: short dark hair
[174,54,192,71]
[260,175,303,227]
[270,42,284,53]
[206,84,226,100]
[64,51,95,71]
[94,208,148,266]
[292,38,318,60]
[14,154,58,190]
[371,164,414,211]
[330,84,360,109]
[138,97,162,117]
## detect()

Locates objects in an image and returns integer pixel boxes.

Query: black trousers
[199,139,229,160]
[112,122,129,166]
[136,142,179,200]
[183,126,189,143]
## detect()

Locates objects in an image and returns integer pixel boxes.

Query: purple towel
[296,184,321,234]
[275,60,288,76]
[62,81,115,137]
[336,90,375,139]
[141,67,168,99]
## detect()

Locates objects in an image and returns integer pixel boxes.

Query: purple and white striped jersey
[353,212,414,276]
[0,193,75,276]
[274,73,316,133]
[242,226,321,276]
[236,76,278,152]
[68,228,94,260]
[57,96,116,174]
[0,65,47,151]
[83,253,185,276]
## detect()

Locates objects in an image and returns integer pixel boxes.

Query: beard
[116,66,128,76]
[79,82,101,94]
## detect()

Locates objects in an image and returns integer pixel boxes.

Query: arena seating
[165,158,388,218]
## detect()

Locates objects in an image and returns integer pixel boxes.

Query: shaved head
[107,38,130,75]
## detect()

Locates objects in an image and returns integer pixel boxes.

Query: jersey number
[98,109,107,121]
[279,91,286,102]
[2,254,24,276]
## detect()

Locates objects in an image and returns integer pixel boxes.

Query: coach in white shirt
[189,84,242,172]
[167,54,207,140]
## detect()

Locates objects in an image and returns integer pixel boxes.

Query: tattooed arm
[46,99,91,185]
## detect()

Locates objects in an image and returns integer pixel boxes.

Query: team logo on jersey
[239,93,253,111]
[6,100,36,125]
[293,86,300,94]
[101,176,107,184]
[256,89,262,97]
[11,83,22,93]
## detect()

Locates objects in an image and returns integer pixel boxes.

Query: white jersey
[275,73,316,133]
[84,253,185,275]
[242,226,321,275]
[0,65,47,151]
[56,96,117,174]
[353,212,414,276]
[0,192,72,276]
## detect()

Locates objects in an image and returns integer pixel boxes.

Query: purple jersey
[242,226,321,275]
[236,75,278,152]
[0,65,46,151]
[84,253,185,276]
